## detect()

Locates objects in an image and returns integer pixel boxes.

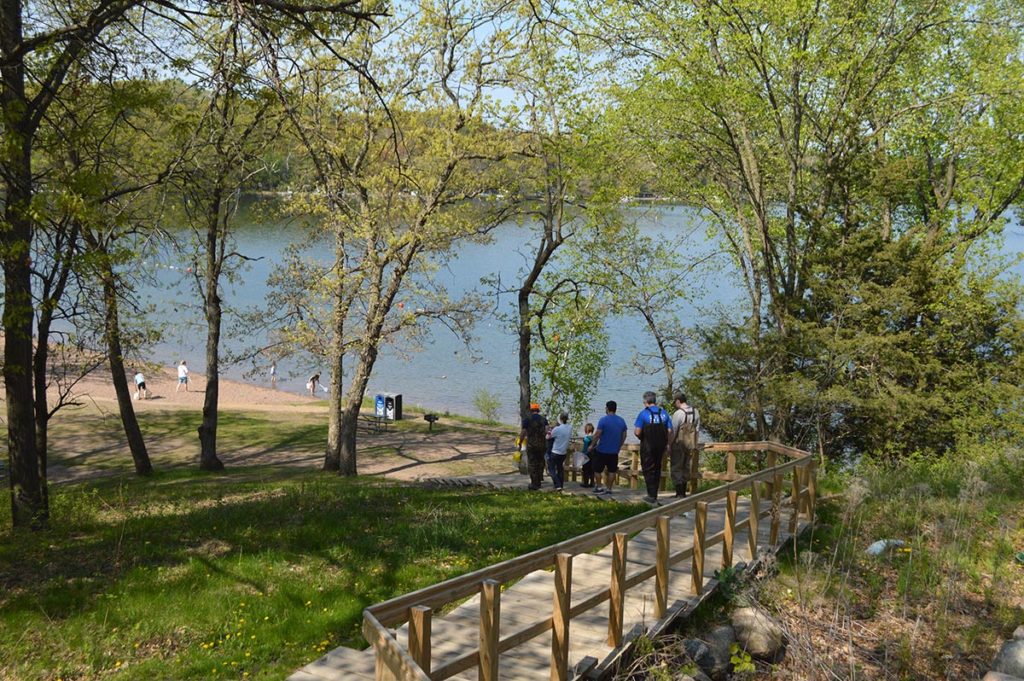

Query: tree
[497,0,630,420]
[0,0,377,526]
[602,0,1024,457]
[172,9,283,472]
[266,0,519,475]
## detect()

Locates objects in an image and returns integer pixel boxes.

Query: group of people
[518,392,701,505]
[129,360,190,400]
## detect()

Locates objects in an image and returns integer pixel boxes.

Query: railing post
[807,461,817,521]
[770,468,782,546]
[630,451,639,490]
[691,501,708,595]
[748,481,760,559]
[479,579,501,681]
[551,553,572,681]
[789,468,801,536]
[723,490,737,569]
[607,532,628,647]
[655,515,670,618]
[569,443,577,482]
[764,450,777,500]
[408,606,432,677]
[689,445,702,495]
[726,452,737,480]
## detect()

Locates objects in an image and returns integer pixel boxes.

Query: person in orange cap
[518,403,549,490]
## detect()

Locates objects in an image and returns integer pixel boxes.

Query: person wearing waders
[518,403,549,491]
[634,391,672,505]
[670,392,701,497]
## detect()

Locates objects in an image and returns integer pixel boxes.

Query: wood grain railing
[363,441,816,681]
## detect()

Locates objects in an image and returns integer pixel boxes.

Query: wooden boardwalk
[290,442,815,681]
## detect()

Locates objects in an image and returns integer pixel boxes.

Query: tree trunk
[517,289,532,420]
[198,215,225,472]
[337,346,377,476]
[1,0,45,526]
[100,262,153,475]
[323,239,348,471]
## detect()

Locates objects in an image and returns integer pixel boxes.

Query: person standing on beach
[519,403,549,490]
[176,360,189,393]
[307,372,320,396]
[670,392,701,497]
[634,391,672,505]
[591,401,628,498]
[133,371,149,400]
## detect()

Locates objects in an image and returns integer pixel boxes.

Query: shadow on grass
[0,469,642,679]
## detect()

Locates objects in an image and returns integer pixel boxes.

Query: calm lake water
[140,203,1024,425]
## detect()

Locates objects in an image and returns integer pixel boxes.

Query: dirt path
[20,363,520,485]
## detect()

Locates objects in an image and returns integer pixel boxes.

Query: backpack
[524,413,547,448]
[674,407,699,450]
[640,406,669,454]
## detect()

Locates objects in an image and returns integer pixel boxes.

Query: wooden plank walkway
[291,494,808,681]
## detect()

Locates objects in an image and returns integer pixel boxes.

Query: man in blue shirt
[634,391,673,504]
[591,401,628,497]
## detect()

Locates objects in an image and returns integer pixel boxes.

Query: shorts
[136,382,147,391]
[592,452,619,474]
[178,376,188,384]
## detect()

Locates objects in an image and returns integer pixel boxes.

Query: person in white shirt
[176,360,189,393]
[133,371,149,400]
[548,412,573,491]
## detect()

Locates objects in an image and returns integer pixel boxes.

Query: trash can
[383,393,402,420]
[374,394,386,418]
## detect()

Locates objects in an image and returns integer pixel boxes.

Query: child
[578,423,595,488]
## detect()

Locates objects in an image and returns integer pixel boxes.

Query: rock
[866,539,905,556]
[681,639,716,678]
[701,625,735,679]
[994,640,1024,677]
[734,561,748,574]
[673,672,711,681]
[732,606,785,659]
[1014,625,1024,640]
[983,672,1024,681]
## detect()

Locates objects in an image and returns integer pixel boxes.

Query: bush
[472,389,502,422]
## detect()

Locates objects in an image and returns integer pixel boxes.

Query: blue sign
[375,394,386,418]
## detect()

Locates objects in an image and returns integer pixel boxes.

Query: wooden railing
[363,441,816,681]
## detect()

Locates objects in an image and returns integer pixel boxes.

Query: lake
[139,202,1024,425]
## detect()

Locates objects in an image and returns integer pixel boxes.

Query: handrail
[362,440,815,681]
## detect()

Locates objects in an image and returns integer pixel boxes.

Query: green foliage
[729,643,756,674]
[472,389,502,422]
[0,471,639,680]
[601,0,1024,460]
[531,292,609,424]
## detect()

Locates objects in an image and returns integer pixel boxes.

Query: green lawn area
[0,470,642,680]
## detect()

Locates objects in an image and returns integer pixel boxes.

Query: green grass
[0,470,642,680]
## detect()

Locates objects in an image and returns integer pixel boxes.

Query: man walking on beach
[519,403,549,490]
[634,391,672,505]
[670,392,701,497]
[591,401,628,498]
